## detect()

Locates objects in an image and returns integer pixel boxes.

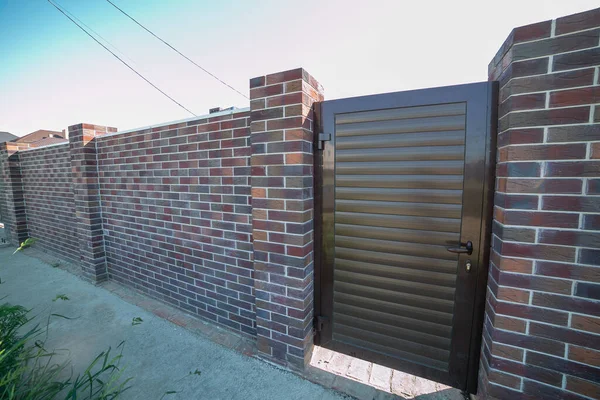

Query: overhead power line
[57,1,138,68]
[105,0,249,100]
[48,0,197,117]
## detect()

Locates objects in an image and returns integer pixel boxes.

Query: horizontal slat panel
[336,246,457,275]
[334,312,451,352]
[334,332,449,371]
[336,175,464,190]
[336,115,465,137]
[335,269,455,301]
[337,212,461,233]
[335,223,459,246]
[335,302,452,339]
[336,146,465,162]
[336,160,464,176]
[334,325,450,369]
[335,280,454,314]
[336,199,462,219]
[335,258,457,287]
[336,235,456,261]
[336,188,463,204]
[336,131,465,150]
[336,103,466,125]
[335,291,454,326]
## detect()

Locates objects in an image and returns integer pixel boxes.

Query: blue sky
[1,0,598,136]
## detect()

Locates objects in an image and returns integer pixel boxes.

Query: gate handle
[447,241,473,255]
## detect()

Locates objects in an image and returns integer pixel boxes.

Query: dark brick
[250,76,265,88]
[524,379,590,400]
[533,293,600,318]
[495,192,539,210]
[497,128,544,147]
[528,351,600,382]
[582,214,600,230]
[546,161,600,177]
[505,178,582,194]
[495,301,569,326]
[554,47,600,72]
[512,28,599,61]
[496,162,541,177]
[500,68,595,102]
[579,248,600,265]
[499,93,546,117]
[530,322,600,351]
[536,261,600,283]
[498,57,550,89]
[543,196,600,212]
[250,107,284,121]
[499,107,590,131]
[576,283,600,300]
[539,229,600,248]
[499,271,572,294]
[547,125,600,143]
[491,356,563,386]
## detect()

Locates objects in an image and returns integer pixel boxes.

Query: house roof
[0,131,18,143]
[29,137,69,148]
[15,129,64,144]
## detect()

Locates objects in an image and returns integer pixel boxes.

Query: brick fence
[483,7,600,400]
[0,7,598,399]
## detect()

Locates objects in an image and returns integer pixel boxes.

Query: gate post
[69,123,116,283]
[481,8,600,400]
[250,68,324,369]
[0,142,29,246]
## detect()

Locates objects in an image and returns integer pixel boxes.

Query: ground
[0,246,346,400]
[0,244,465,400]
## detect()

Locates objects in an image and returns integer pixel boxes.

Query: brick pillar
[250,68,324,369]
[0,142,29,245]
[69,123,116,283]
[480,8,600,400]
[0,142,28,245]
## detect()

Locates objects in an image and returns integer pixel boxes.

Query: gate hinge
[317,132,331,150]
[315,315,329,332]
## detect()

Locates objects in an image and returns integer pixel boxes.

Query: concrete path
[0,247,347,400]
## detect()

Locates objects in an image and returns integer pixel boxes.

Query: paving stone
[370,364,393,391]
[347,358,372,383]
[327,351,351,375]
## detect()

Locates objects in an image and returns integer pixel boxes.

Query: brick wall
[482,8,600,400]
[95,111,255,335]
[18,144,78,263]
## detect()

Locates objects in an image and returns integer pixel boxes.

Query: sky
[0,0,598,137]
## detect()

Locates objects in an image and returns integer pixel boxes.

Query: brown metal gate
[314,82,497,392]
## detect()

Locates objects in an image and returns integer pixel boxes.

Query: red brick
[556,8,600,35]
[499,144,587,161]
[550,86,600,107]
[503,210,579,228]
[566,376,600,399]
[571,315,600,335]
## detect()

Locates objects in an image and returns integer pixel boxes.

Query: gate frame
[313,82,498,393]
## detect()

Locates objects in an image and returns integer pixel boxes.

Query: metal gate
[314,82,497,392]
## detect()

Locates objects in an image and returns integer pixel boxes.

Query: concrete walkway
[0,247,347,400]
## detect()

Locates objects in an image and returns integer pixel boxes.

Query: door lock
[466,260,472,272]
